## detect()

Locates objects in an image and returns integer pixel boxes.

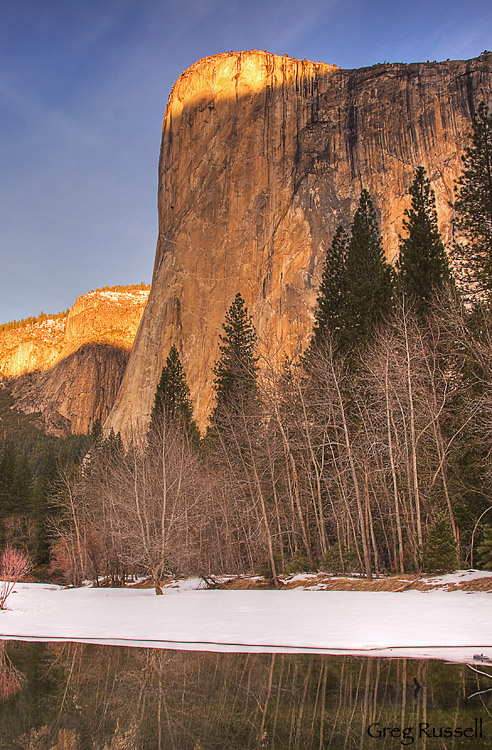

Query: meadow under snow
[0,571,491,664]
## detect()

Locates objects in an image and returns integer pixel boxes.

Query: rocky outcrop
[0,287,149,435]
[103,50,492,437]
[10,345,129,437]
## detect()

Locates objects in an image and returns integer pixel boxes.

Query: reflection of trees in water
[2,645,491,749]
[0,642,25,701]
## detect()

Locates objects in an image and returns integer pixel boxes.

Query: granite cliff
[99,49,490,436]
[0,287,149,435]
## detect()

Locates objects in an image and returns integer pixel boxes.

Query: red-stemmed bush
[0,547,31,610]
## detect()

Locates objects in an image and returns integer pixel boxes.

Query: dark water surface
[0,642,491,749]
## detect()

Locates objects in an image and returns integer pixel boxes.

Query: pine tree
[100,428,123,461]
[31,448,57,566]
[13,455,33,514]
[477,524,492,570]
[397,166,451,314]
[0,442,18,516]
[305,191,393,360]
[149,345,198,438]
[305,226,349,358]
[90,419,103,446]
[452,102,492,298]
[423,512,458,573]
[211,293,258,417]
[341,189,394,351]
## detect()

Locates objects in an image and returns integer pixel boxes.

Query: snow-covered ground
[0,574,491,664]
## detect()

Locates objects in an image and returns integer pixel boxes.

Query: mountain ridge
[0,285,149,435]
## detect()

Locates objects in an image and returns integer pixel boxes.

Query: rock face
[0,287,149,435]
[107,50,492,437]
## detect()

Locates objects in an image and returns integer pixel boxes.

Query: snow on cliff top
[84,289,150,304]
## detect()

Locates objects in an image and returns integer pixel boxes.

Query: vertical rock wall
[107,50,492,437]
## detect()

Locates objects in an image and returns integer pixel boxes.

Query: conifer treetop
[212,293,258,409]
[397,165,450,313]
[304,190,394,359]
[307,225,349,356]
[342,189,394,350]
[149,344,197,436]
[452,101,492,298]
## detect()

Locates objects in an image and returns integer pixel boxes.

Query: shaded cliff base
[9,344,130,437]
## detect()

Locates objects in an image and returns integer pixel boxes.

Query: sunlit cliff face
[105,49,492,439]
[164,50,337,122]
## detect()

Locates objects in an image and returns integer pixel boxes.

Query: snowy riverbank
[0,574,491,663]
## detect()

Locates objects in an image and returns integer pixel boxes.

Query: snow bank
[0,582,491,664]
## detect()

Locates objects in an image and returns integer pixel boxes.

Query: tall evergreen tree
[103,428,123,458]
[31,448,57,566]
[397,166,451,313]
[0,441,18,516]
[341,189,394,351]
[90,419,103,447]
[452,102,492,298]
[211,293,258,417]
[13,455,33,513]
[305,226,349,358]
[149,345,197,438]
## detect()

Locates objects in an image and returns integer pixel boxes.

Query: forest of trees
[2,103,492,589]
[0,309,69,334]
[0,388,92,573]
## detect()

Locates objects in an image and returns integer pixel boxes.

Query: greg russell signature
[367,718,483,745]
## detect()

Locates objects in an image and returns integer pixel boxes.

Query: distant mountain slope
[0,286,149,435]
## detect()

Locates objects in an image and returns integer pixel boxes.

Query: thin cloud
[73,0,139,53]
[0,72,100,149]
[265,0,341,53]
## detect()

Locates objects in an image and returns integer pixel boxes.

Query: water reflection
[0,643,25,702]
[0,643,491,749]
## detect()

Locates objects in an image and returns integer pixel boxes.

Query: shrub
[319,543,360,576]
[422,513,458,574]
[0,547,32,609]
[477,524,492,570]
[283,549,316,575]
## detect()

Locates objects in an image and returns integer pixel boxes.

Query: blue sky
[1,0,491,322]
